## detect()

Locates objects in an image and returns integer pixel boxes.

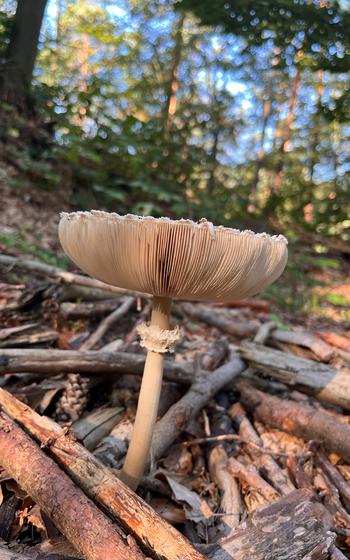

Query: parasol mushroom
[59,211,288,490]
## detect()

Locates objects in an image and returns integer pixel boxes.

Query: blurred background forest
[0,0,349,317]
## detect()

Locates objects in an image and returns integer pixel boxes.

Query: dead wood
[204,489,335,560]
[0,544,79,560]
[201,339,229,371]
[0,329,58,348]
[0,348,194,384]
[213,299,270,311]
[270,330,334,361]
[208,445,243,532]
[239,341,350,410]
[228,457,280,505]
[79,296,135,351]
[0,254,147,298]
[0,324,38,340]
[0,412,145,560]
[315,451,350,513]
[182,303,257,337]
[71,407,124,450]
[329,545,348,559]
[229,402,295,496]
[182,304,335,361]
[0,388,205,560]
[94,417,133,468]
[60,299,126,318]
[151,357,245,461]
[238,382,350,462]
[208,409,243,532]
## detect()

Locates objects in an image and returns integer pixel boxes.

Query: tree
[0,0,48,108]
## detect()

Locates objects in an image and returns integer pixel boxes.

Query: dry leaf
[164,475,213,522]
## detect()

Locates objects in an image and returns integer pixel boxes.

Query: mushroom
[59,211,288,490]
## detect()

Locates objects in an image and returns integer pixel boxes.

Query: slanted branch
[239,341,350,410]
[0,387,205,560]
[0,412,145,560]
[238,381,350,462]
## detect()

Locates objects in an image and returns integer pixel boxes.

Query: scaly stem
[120,296,171,490]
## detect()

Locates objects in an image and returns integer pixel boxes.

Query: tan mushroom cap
[59,211,288,302]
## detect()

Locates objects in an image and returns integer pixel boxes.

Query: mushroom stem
[120,296,172,490]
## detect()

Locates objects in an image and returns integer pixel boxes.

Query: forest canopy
[0,0,349,243]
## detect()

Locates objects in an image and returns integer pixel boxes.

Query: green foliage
[1,0,350,249]
[0,229,69,268]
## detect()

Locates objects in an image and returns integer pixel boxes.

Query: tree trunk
[270,64,302,195]
[163,14,185,137]
[0,0,48,108]
[207,121,221,194]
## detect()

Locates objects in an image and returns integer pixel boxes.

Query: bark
[0,328,58,348]
[0,0,48,105]
[329,545,348,560]
[238,382,350,462]
[0,388,205,560]
[72,406,124,450]
[151,357,245,461]
[208,409,243,532]
[208,446,243,532]
[79,296,135,351]
[239,341,350,410]
[181,303,257,337]
[204,489,334,560]
[0,254,147,297]
[207,118,221,195]
[182,303,334,361]
[228,457,280,505]
[229,402,295,496]
[270,65,302,195]
[163,14,185,136]
[60,299,126,318]
[315,451,350,513]
[0,544,79,560]
[270,330,333,362]
[0,348,194,384]
[0,412,145,560]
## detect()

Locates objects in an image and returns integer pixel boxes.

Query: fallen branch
[315,451,350,513]
[182,303,257,337]
[0,412,145,560]
[80,296,135,351]
[72,406,124,450]
[205,489,335,560]
[0,348,193,384]
[208,410,243,533]
[0,254,147,298]
[0,388,205,560]
[228,457,280,505]
[0,544,79,560]
[208,446,243,532]
[0,328,58,348]
[239,341,350,410]
[151,357,245,461]
[182,303,334,361]
[229,402,295,495]
[60,299,126,318]
[238,382,350,462]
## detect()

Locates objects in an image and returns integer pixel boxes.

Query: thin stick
[180,433,300,458]
[80,296,135,351]
[0,254,147,297]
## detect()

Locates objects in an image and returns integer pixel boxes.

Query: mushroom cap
[59,211,288,302]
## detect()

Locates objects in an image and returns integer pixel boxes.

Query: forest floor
[1,168,350,559]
